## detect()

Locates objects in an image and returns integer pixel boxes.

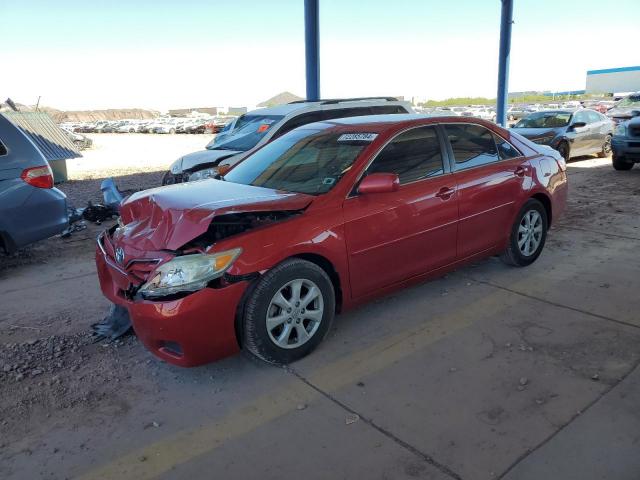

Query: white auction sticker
[337,133,378,142]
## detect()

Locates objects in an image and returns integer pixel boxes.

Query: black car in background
[611,112,640,170]
[607,93,640,124]
[510,109,613,160]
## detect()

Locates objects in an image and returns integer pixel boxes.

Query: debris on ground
[345,413,359,425]
[591,373,600,381]
[91,304,132,341]
[296,404,307,411]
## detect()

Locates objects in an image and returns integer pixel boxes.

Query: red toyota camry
[96,114,568,367]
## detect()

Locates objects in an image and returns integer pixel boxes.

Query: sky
[2,0,639,111]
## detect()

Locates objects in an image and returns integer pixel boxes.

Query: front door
[343,125,458,299]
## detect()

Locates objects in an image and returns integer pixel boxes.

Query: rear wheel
[612,155,633,170]
[243,259,335,364]
[597,135,612,158]
[501,199,548,267]
[557,141,570,162]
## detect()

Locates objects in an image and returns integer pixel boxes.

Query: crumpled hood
[173,148,243,173]
[116,180,313,251]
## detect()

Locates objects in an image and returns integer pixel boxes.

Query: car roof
[293,113,487,134]
[246,98,410,117]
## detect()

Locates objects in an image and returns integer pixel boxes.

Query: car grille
[99,232,160,286]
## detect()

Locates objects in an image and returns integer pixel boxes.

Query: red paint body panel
[95,116,568,367]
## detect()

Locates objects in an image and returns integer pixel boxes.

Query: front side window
[445,124,499,170]
[514,112,572,128]
[224,127,369,195]
[367,126,444,184]
[572,111,589,125]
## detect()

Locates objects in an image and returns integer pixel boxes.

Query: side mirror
[358,173,400,195]
[631,110,640,118]
[570,121,587,129]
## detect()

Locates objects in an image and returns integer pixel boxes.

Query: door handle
[436,187,455,200]
[514,166,526,177]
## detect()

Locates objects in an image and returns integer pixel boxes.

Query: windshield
[205,114,283,152]
[616,94,640,108]
[224,127,370,195]
[514,112,571,128]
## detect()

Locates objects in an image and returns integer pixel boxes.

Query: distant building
[168,107,218,117]
[586,66,640,95]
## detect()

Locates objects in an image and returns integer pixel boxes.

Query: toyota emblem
[115,247,125,265]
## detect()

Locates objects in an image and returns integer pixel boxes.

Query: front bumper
[95,242,247,367]
[612,138,640,161]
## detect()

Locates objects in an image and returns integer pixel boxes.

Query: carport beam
[496,0,514,127]
[304,0,320,101]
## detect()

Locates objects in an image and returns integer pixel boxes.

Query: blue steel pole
[496,0,513,127]
[304,0,320,101]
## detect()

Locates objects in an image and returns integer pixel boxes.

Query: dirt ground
[1,135,639,480]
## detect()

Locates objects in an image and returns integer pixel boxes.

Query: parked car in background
[607,93,640,124]
[97,114,567,367]
[153,121,177,134]
[507,106,531,121]
[611,111,640,170]
[162,97,414,184]
[61,127,93,150]
[0,114,68,253]
[511,109,613,160]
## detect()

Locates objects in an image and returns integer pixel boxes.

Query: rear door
[343,125,458,298]
[444,123,527,259]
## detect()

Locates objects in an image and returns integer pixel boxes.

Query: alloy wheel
[266,279,324,349]
[517,210,543,257]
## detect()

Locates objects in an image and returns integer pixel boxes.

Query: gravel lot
[1,135,639,479]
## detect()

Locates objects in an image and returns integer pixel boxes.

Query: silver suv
[162,97,414,184]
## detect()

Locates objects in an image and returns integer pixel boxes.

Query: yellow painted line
[79,287,519,479]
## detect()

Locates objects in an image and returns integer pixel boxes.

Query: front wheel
[243,259,335,364]
[501,199,548,267]
[612,155,633,171]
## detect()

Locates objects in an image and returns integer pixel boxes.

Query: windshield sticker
[257,124,271,133]
[337,133,378,142]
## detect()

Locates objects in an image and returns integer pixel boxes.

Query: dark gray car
[611,112,640,170]
[510,109,613,160]
[0,114,68,253]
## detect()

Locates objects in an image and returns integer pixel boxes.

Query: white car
[163,97,414,184]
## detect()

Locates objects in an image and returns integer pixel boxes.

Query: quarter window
[0,139,6,156]
[445,124,499,170]
[366,126,444,184]
[492,133,521,160]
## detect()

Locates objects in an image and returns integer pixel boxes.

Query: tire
[597,135,612,158]
[612,155,633,171]
[501,199,548,267]
[169,129,175,134]
[557,141,570,162]
[243,259,335,364]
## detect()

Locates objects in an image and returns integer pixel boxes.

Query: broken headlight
[139,248,241,298]
[187,167,218,182]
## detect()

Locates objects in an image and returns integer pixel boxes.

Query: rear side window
[492,133,521,160]
[275,111,325,138]
[324,107,372,120]
[0,139,6,156]
[371,105,408,114]
[367,126,444,184]
[445,124,499,170]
